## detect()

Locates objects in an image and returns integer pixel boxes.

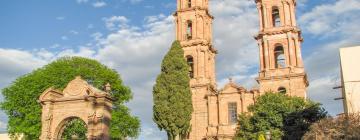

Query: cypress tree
[153,41,193,140]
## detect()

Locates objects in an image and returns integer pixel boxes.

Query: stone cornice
[173,6,214,19]
[256,72,309,86]
[254,0,296,4]
[40,94,113,103]
[255,26,301,39]
[181,39,218,53]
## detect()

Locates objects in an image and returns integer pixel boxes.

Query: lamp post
[265,131,271,140]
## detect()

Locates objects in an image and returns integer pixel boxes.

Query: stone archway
[55,117,87,140]
[39,76,113,140]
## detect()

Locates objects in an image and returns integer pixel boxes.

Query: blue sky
[0,0,175,50]
[1,0,360,139]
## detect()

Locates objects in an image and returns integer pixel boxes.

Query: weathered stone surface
[39,76,113,140]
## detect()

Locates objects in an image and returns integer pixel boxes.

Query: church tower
[254,0,309,98]
[174,0,217,139]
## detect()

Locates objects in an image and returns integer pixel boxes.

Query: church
[173,0,309,139]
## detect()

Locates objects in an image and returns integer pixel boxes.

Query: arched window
[274,45,286,68]
[272,7,281,27]
[187,0,192,8]
[278,87,287,94]
[187,56,194,78]
[186,21,193,40]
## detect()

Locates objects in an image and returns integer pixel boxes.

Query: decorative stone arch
[39,76,113,140]
[54,116,87,140]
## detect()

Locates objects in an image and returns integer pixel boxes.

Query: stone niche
[39,76,113,140]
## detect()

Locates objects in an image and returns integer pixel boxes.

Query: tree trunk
[168,134,180,140]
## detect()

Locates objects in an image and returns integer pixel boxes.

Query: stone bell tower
[254,0,309,98]
[174,0,217,139]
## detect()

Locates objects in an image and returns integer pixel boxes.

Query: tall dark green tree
[235,93,327,140]
[153,41,193,140]
[1,57,140,139]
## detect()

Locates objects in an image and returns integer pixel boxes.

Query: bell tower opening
[187,56,194,78]
[278,87,287,94]
[274,45,286,68]
[186,20,193,40]
[272,7,281,27]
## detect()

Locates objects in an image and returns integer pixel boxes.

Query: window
[186,21,193,40]
[187,56,194,78]
[278,87,287,94]
[187,0,192,8]
[228,102,237,124]
[272,8,281,27]
[274,45,286,68]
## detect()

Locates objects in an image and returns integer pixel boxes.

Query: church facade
[173,0,308,139]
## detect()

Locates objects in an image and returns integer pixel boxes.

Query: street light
[265,131,271,140]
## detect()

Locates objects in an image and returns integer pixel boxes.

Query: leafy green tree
[153,41,193,140]
[1,57,140,139]
[235,93,327,140]
[257,134,266,140]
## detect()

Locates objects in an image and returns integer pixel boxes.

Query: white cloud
[129,0,142,4]
[210,0,259,88]
[61,36,68,40]
[299,0,360,36]
[76,0,88,4]
[87,24,94,29]
[50,44,61,49]
[103,16,129,31]
[92,1,107,8]
[307,76,343,115]
[56,16,65,20]
[69,30,79,35]
[299,0,360,115]
[36,48,55,60]
[0,49,48,87]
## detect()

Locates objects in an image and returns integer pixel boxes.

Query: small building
[340,46,360,114]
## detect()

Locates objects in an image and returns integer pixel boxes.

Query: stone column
[287,33,296,66]
[194,14,198,39]
[290,2,297,26]
[262,4,269,28]
[175,18,179,40]
[295,38,304,67]
[256,3,264,30]
[282,1,291,26]
[258,39,265,71]
[40,102,52,140]
[204,49,209,78]
[264,39,270,70]
[198,46,205,78]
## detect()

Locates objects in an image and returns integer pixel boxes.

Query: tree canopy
[235,93,327,140]
[1,56,140,139]
[303,114,360,140]
[153,41,193,140]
